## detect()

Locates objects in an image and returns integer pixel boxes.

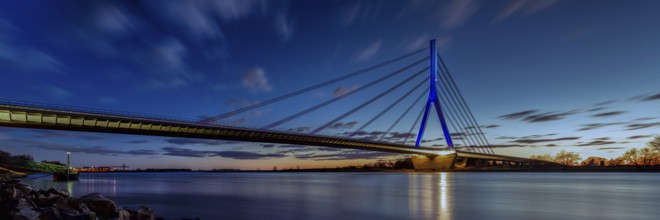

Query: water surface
[21,172,660,220]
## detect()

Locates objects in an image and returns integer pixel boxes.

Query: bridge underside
[0,104,557,170]
[412,152,560,171]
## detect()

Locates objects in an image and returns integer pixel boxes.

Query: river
[20,172,660,220]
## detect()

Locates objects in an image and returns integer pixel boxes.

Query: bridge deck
[0,103,550,164]
[0,104,451,156]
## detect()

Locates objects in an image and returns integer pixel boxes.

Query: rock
[80,193,122,219]
[117,207,132,220]
[126,206,156,220]
[47,187,70,198]
[12,208,41,220]
[16,198,36,210]
[1,186,20,199]
[66,212,97,220]
[57,206,81,217]
[38,206,61,220]
[18,186,33,195]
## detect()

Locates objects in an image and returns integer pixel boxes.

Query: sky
[0,0,659,170]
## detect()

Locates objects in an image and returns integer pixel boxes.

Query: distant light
[67,152,70,155]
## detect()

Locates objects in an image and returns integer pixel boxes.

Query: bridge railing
[0,98,380,144]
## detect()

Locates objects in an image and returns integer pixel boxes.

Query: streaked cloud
[354,40,382,61]
[242,67,273,93]
[493,0,558,23]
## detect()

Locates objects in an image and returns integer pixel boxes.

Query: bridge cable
[197,48,428,124]
[310,70,428,134]
[402,107,426,144]
[260,59,429,130]
[436,71,487,153]
[377,90,426,142]
[436,84,478,152]
[349,79,426,137]
[438,55,495,154]
[437,56,494,154]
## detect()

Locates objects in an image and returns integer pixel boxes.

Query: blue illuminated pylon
[415,39,454,149]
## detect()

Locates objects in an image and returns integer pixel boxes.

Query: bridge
[0,40,558,170]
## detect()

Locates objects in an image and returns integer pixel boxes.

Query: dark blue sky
[1,0,659,169]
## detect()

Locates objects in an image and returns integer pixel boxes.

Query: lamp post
[66,152,70,180]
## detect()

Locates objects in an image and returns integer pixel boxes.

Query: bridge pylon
[415,39,454,150]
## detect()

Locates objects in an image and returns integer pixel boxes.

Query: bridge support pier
[411,153,457,171]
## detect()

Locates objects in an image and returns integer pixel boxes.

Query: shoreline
[0,174,160,220]
[72,166,660,174]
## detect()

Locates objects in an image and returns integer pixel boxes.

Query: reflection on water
[20,172,660,220]
[408,173,452,220]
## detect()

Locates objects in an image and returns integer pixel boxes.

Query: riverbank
[0,174,157,220]
[76,165,660,173]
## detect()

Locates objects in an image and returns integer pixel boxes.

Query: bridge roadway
[0,103,551,167]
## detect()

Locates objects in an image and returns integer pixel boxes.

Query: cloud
[593,100,617,106]
[0,41,64,73]
[597,147,625,150]
[498,110,538,120]
[519,133,558,139]
[403,35,451,52]
[242,67,273,93]
[437,0,478,29]
[489,144,526,148]
[635,117,657,121]
[354,40,382,61]
[333,85,360,97]
[293,149,395,161]
[466,125,500,129]
[575,140,616,147]
[275,13,294,41]
[0,132,9,141]
[523,111,576,123]
[144,0,266,38]
[127,140,150,144]
[640,93,660,101]
[591,111,626,117]
[627,135,653,140]
[93,3,137,34]
[27,141,158,156]
[341,2,382,26]
[511,136,580,144]
[30,130,104,140]
[586,107,607,112]
[286,127,310,133]
[164,138,237,146]
[328,121,358,129]
[40,85,73,100]
[161,146,286,159]
[625,122,660,130]
[98,97,118,104]
[493,0,558,23]
[578,122,624,131]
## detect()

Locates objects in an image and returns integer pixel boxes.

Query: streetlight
[66,152,70,180]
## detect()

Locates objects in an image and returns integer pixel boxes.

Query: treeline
[270,158,414,172]
[0,149,34,164]
[530,135,660,166]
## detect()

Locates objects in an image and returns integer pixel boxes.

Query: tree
[530,153,554,161]
[621,148,641,166]
[607,157,625,166]
[554,150,581,166]
[647,135,660,150]
[0,149,10,163]
[579,156,608,166]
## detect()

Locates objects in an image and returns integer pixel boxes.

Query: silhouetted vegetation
[531,135,660,166]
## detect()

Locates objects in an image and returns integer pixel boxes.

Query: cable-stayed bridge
[0,40,557,170]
